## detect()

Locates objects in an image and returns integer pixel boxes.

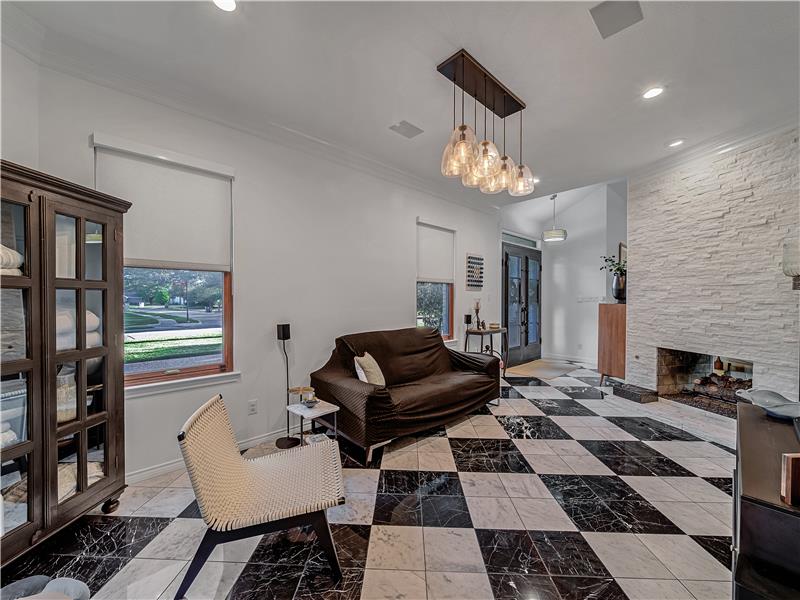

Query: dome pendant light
[474,76,501,179]
[493,96,516,191]
[543,194,568,242]
[480,110,509,194]
[462,92,483,188]
[449,57,477,169]
[441,78,463,177]
[509,110,536,197]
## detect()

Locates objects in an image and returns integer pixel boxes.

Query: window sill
[125,370,241,400]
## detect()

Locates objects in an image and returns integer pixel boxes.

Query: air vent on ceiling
[589,1,643,39]
[389,120,424,139]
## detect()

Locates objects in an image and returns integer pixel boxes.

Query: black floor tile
[475,529,546,575]
[580,476,643,501]
[249,526,317,566]
[580,440,665,459]
[307,525,370,569]
[496,416,572,440]
[557,499,631,533]
[488,573,560,600]
[592,454,693,477]
[0,554,128,595]
[416,425,447,438]
[634,456,695,477]
[605,417,701,441]
[420,495,472,528]
[710,441,737,455]
[418,471,464,496]
[592,455,656,477]
[179,500,203,518]
[504,377,549,387]
[471,404,495,415]
[554,387,605,400]
[293,566,363,600]
[576,377,604,386]
[539,475,597,503]
[704,477,733,496]
[501,387,525,399]
[603,500,682,534]
[372,494,422,526]
[692,535,733,568]
[530,530,610,577]
[530,398,599,416]
[377,470,420,495]
[552,576,628,600]
[226,562,304,600]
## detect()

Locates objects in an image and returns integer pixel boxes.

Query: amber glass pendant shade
[473,140,501,178]
[461,165,483,188]
[509,163,535,196]
[495,155,516,190]
[441,144,463,177]
[448,125,477,168]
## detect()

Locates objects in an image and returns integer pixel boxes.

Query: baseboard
[542,353,597,369]
[126,422,305,484]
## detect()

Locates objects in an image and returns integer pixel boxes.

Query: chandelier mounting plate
[437,49,525,119]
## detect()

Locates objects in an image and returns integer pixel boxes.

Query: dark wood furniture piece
[597,303,626,385]
[734,402,800,599]
[1,161,131,565]
[464,327,508,376]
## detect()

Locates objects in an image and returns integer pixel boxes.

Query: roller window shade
[95,148,232,271]
[417,222,454,283]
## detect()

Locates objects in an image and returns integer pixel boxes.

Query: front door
[503,243,541,366]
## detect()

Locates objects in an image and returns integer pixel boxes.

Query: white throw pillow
[354,352,386,386]
[354,359,368,383]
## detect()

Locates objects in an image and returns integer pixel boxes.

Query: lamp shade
[509,164,535,197]
[277,323,291,341]
[464,314,472,326]
[542,228,568,242]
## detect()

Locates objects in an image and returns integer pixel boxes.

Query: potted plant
[600,255,627,303]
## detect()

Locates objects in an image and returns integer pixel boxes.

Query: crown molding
[1,7,500,217]
[630,115,799,182]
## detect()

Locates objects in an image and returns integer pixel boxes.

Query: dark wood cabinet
[598,303,626,385]
[1,161,131,565]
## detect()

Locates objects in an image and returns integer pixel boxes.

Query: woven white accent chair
[173,395,345,600]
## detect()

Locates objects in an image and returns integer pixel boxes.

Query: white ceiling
[4,1,799,212]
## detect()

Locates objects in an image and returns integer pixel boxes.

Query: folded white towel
[0,245,23,269]
[0,268,22,276]
[55,309,101,335]
[55,330,102,352]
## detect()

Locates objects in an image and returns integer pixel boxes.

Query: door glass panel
[1,289,27,361]
[87,357,105,416]
[1,374,28,448]
[86,422,107,487]
[56,290,77,351]
[56,362,78,425]
[85,222,104,281]
[57,432,79,503]
[528,259,540,345]
[1,201,26,276]
[1,452,30,535]
[508,255,521,349]
[85,290,104,348]
[55,214,77,279]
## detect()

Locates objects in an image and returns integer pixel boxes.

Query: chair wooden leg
[174,529,218,600]
[310,510,342,582]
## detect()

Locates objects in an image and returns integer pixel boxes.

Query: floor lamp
[276,323,300,449]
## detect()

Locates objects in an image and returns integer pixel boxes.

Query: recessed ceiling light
[213,0,236,11]
[533,177,540,184]
[642,86,664,99]
[668,139,684,148]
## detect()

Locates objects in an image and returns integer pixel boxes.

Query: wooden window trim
[124,271,233,387]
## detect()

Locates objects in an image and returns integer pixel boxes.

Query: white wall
[2,45,502,478]
[1,46,39,167]
[501,182,627,365]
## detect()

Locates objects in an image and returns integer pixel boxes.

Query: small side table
[464,327,508,377]
[287,399,340,446]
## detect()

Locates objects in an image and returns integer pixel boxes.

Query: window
[123,267,232,384]
[416,281,453,339]
[416,221,455,339]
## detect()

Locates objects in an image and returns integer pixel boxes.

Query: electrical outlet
[248,399,258,415]
[577,343,583,350]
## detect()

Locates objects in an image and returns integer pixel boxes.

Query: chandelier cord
[460,56,465,126]
[502,95,506,156]
[519,110,523,164]
[483,76,487,140]
[452,78,455,131]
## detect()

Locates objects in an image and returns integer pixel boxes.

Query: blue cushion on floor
[1,576,51,600]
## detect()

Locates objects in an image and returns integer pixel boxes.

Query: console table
[464,327,508,377]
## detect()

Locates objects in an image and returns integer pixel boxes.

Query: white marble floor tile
[616,578,694,600]
[518,387,572,400]
[650,502,731,536]
[139,518,260,563]
[582,533,674,579]
[505,399,545,416]
[697,502,733,528]
[469,415,500,427]
[498,474,552,498]
[327,493,376,525]
[465,496,525,530]
[426,571,493,600]
[445,424,480,439]
[512,439,555,455]
[91,486,161,516]
[361,569,427,600]
[418,452,457,472]
[416,437,452,453]
[562,454,615,475]
[511,498,577,531]
[489,402,518,416]
[621,477,691,503]
[94,558,186,600]
[559,426,607,440]
[594,426,639,441]
[708,456,736,471]
[167,473,193,488]
[523,454,574,474]
[367,525,425,571]
[342,468,380,494]
[660,477,732,503]
[459,472,507,497]
[132,468,185,488]
[681,579,732,600]
[545,440,591,456]
[380,451,420,470]
[646,441,733,460]
[157,561,245,600]
[473,425,510,439]
[668,457,732,477]
[545,377,591,387]
[386,437,419,453]
[423,528,485,573]
[133,488,196,518]
[567,369,601,377]
[637,534,731,581]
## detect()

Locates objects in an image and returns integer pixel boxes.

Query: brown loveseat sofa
[310,327,500,458]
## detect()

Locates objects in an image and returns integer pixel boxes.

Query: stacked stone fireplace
[657,347,753,406]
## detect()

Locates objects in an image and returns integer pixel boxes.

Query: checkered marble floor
[2,365,736,599]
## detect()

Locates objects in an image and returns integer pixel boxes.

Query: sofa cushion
[389,370,496,422]
[336,327,451,386]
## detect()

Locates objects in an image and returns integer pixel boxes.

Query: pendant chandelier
[542,194,567,242]
[438,50,535,197]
